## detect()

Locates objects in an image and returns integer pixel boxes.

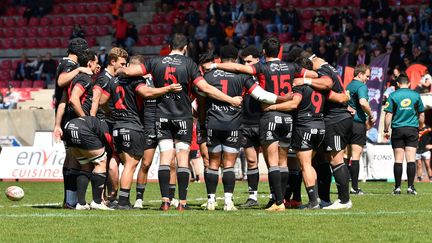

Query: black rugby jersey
[64,73,93,122]
[142,76,157,130]
[140,54,204,119]
[292,85,325,128]
[54,58,78,111]
[93,69,115,122]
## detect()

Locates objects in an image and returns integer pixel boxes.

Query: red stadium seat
[99,3,111,13]
[301,10,314,19]
[152,14,164,24]
[0,18,4,28]
[137,37,151,46]
[98,15,111,25]
[88,4,99,13]
[37,38,49,48]
[52,16,64,26]
[15,29,26,38]
[340,0,349,5]
[3,39,15,49]
[40,17,50,26]
[287,0,300,5]
[5,8,17,16]
[50,27,62,37]
[63,16,75,26]
[0,70,11,80]
[4,29,16,38]
[64,5,76,14]
[96,26,109,36]
[27,28,38,37]
[61,38,70,48]
[139,25,152,35]
[33,80,46,89]
[28,17,40,26]
[9,80,21,88]
[86,26,97,36]
[87,37,97,47]
[16,18,27,27]
[189,1,201,10]
[49,38,62,48]
[15,39,26,49]
[18,90,32,101]
[123,3,135,12]
[261,0,275,9]
[4,18,16,28]
[52,5,64,14]
[303,21,312,30]
[327,0,339,5]
[279,33,291,43]
[75,16,86,25]
[1,60,12,70]
[301,0,313,7]
[0,29,3,38]
[17,6,26,16]
[62,26,73,37]
[39,27,50,37]
[150,36,164,46]
[75,4,86,13]
[152,25,164,35]
[87,16,98,25]
[0,81,8,88]
[314,0,326,7]
[25,39,38,49]
[12,60,21,69]
[21,80,33,88]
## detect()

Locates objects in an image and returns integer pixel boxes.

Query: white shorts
[416,151,431,160]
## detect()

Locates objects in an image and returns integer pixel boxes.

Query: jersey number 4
[271,75,291,95]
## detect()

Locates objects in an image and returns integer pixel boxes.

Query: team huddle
[54,34,424,211]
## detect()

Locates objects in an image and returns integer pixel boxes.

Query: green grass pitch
[0,181,431,242]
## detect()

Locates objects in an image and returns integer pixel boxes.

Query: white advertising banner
[363,143,406,180]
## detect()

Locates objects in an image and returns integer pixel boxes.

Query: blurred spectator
[206,0,221,22]
[224,23,235,43]
[27,55,43,80]
[220,0,232,24]
[329,8,341,33]
[171,17,185,35]
[185,5,200,27]
[393,14,408,34]
[112,0,123,19]
[415,74,432,93]
[14,54,32,80]
[195,19,208,42]
[231,0,244,23]
[125,22,138,50]
[355,46,370,65]
[41,53,57,86]
[249,15,265,47]
[286,5,300,38]
[114,13,129,47]
[340,7,353,23]
[312,9,326,26]
[207,18,224,47]
[0,92,5,109]
[243,0,257,18]
[364,15,380,39]
[234,15,250,43]
[266,2,288,34]
[4,85,19,110]
[98,47,108,70]
[183,20,196,39]
[70,24,85,39]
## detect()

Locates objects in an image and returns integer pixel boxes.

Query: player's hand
[383,131,390,140]
[293,78,305,87]
[368,116,376,124]
[347,106,356,116]
[426,144,432,150]
[277,93,293,103]
[169,83,183,93]
[79,67,93,75]
[230,96,243,107]
[53,126,63,143]
[202,63,216,72]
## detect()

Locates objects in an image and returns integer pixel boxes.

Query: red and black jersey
[64,73,93,123]
[318,63,351,125]
[204,69,256,131]
[93,69,115,123]
[293,85,325,128]
[251,60,304,96]
[108,76,146,131]
[140,54,204,119]
[142,76,157,130]
[242,76,261,126]
[54,57,78,112]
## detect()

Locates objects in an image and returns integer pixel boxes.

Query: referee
[384,74,425,195]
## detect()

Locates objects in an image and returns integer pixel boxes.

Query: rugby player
[204,37,318,211]
[384,74,425,195]
[346,64,376,195]
[203,45,291,211]
[117,34,242,211]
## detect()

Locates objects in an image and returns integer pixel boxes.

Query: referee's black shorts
[349,121,367,146]
[391,127,419,149]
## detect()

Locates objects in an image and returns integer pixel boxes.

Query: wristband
[384,130,389,133]
[210,63,218,70]
[304,78,312,85]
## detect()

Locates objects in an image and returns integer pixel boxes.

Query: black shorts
[156,117,193,143]
[241,125,260,148]
[197,124,207,145]
[259,112,293,146]
[113,128,145,157]
[291,127,326,151]
[143,128,158,150]
[324,118,353,152]
[391,127,419,149]
[63,119,105,150]
[207,129,241,149]
[350,121,367,146]
[189,150,199,159]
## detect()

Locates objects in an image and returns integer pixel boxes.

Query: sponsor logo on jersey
[400,98,411,107]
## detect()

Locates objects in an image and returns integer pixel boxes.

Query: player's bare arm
[69,86,86,117]
[328,91,349,104]
[116,64,147,77]
[137,83,182,99]
[293,76,333,90]
[53,90,67,142]
[195,79,243,107]
[263,94,301,112]
[57,67,92,87]
[204,62,255,75]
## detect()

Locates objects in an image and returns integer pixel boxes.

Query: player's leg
[313,150,332,207]
[405,146,417,194]
[107,156,120,202]
[174,140,191,210]
[262,142,284,210]
[206,145,222,210]
[117,151,141,208]
[63,149,80,208]
[349,144,363,194]
[189,151,202,182]
[278,145,290,206]
[423,152,432,181]
[297,149,320,209]
[416,154,423,182]
[134,147,156,209]
[241,145,260,207]
[222,148,239,211]
[286,157,302,208]
[169,157,178,207]
[69,148,91,210]
[392,147,405,194]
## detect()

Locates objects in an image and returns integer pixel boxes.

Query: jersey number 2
[115,86,126,110]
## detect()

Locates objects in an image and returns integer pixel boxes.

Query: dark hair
[286,47,304,62]
[198,52,215,65]
[220,45,238,61]
[77,49,97,67]
[396,74,410,84]
[129,55,145,65]
[262,37,281,58]
[295,57,313,70]
[171,34,188,50]
[241,46,261,59]
[68,38,88,56]
[354,64,370,77]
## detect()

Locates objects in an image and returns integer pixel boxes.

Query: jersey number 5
[164,67,178,85]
